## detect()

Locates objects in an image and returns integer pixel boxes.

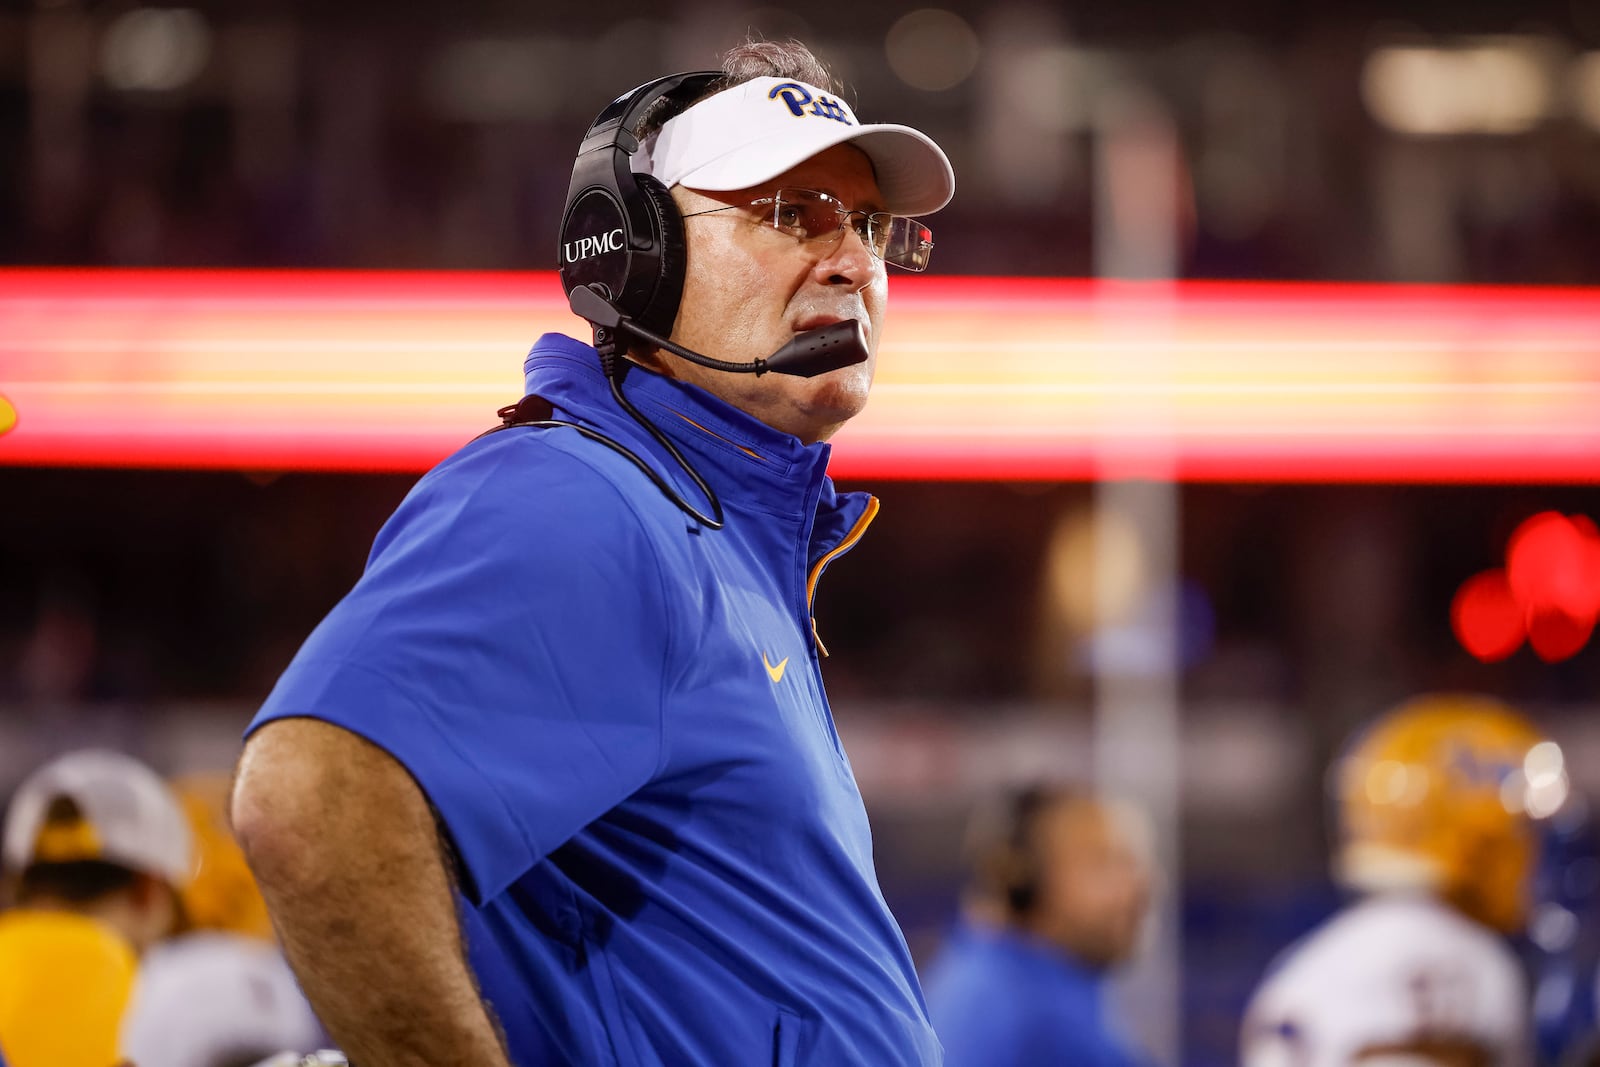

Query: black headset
[557,71,723,344]
[997,785,1050,916]
[494,71,866,530]
[477,72,730,532]
[967,783,1089,919]
[556,70,872,379]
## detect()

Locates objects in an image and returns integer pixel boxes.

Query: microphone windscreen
[762,321,870,378]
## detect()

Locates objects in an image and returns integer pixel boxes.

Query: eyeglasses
[682,188,934,272]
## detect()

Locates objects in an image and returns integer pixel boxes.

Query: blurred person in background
[0,748,191,1067]
[231,34,955,1067]
[920,783,1157,1067]
[1241,694,1567,1067]
[1524,799,1600,1067]
[120,772,324,1067]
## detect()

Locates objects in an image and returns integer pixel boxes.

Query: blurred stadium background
[3,1,1600,1063]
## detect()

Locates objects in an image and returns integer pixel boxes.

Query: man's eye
[775,205,806,230]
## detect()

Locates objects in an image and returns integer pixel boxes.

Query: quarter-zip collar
[521,331,875,551]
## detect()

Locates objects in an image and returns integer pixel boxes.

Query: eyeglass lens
[770,189,933,272]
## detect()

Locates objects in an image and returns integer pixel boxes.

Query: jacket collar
[521,333,862,527]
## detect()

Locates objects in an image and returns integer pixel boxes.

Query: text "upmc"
[564,228,625,263]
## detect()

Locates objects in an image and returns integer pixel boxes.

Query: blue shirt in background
[922,921,1148,1067]
[250,333,939,1066]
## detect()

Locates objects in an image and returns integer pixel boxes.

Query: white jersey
[121,931,324,1067]
[1241,894,1531,1067]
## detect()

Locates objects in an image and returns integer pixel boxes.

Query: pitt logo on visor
[768,82,853,125]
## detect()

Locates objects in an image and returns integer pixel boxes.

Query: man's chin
[810,363,873,407]
[800,384,871,440]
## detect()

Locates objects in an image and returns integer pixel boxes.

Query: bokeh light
[1045,505,1146,632]
[100,8,212,93]
[1572,51,1600,131]
[1527,607,1593,664]
[1451,569,1524,662]
[886,9,981,92]
[1506,511,1600,621]
[1452,513,1600,662]
[1362,38,1557,135]
[1522,741,1572,818]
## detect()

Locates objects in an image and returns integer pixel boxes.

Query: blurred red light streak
[3,270,1599,481]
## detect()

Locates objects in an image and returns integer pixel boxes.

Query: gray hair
[636,38,841,140]
[719,38,838,92]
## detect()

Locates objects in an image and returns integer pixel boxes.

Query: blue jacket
[922,921,1147,1067]
[250,333,939,1066]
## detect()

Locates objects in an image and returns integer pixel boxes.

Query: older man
[232,38,954,1067]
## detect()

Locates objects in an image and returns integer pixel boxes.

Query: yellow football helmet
[172,772,276,941]
[1332,693,1568,934]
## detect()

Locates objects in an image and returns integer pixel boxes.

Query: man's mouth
[794,314,862,338]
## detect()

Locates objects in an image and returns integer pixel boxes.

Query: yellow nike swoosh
[762,652,789,683]
[0,394,15,437]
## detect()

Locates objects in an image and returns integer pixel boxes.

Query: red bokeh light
[1506,512,1600,621]
[1451,570,1525,663]
[1527,606,1594,663]
[1570,515,1600,610]
[1453,512,1600,663]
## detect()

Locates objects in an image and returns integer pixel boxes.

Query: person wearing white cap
[233,37,954,1067]
[0,748,192,1067]
[119,773,326,1067]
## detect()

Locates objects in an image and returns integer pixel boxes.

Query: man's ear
[130,871,180,922]
[129,870,160,906]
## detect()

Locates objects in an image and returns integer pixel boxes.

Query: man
[120,773,324,1067]
[1240,694,1556,1067]
[0,748,192,1067]
[920,784,1156,1067]
[230,39,955,1067]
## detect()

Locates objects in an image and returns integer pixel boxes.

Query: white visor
[643,76,955,217]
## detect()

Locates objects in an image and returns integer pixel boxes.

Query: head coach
[231,37,955,1067]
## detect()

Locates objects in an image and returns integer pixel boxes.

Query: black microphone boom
[568,283,870,379]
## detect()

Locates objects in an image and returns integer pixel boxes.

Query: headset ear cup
[1000,785,1048,919]
[1004,848,1038,917]
[631,174,686,340]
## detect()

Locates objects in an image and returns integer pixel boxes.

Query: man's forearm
[234,718,511,1067]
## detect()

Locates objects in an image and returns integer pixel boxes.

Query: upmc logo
[563,227,624,263]
[767,82,853,125]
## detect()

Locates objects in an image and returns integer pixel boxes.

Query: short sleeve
[248,434,674,903]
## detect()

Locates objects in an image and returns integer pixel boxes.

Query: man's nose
[814,222,878,288]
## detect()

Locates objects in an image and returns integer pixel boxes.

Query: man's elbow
[232,717,431,896]
[231,717,349,893]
